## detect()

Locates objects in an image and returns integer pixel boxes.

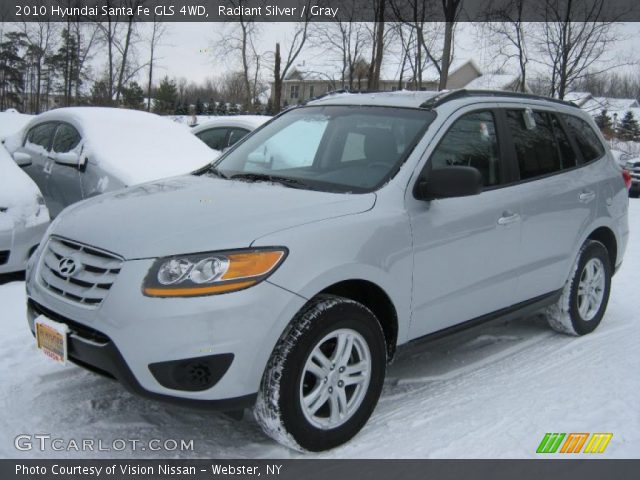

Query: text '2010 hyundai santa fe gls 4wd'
[25,90,630,452]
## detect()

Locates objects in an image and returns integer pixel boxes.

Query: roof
[307,89,578,111]
[563,91,593,106]
[463,73,525,91]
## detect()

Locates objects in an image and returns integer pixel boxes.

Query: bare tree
[213,0,261,111]
[146,14,167,111]
[272,16,311,113]
[534,0,626,99]
[367,0,389,90]
[480,0,530,92]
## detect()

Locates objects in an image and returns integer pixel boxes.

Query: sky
[145,22,640,87]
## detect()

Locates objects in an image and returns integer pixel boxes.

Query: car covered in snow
[0,146,49,274]
[25,90,629,451]
[191,115,271,151]
[6,108,216,217]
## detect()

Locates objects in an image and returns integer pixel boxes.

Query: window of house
[290,85,299,99]
[309,85,315,98]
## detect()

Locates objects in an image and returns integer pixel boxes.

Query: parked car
[25,91,629,451]
[623,156,640,197]
[191,115,271,151]
[7,107,216,218]
[0,147,49,274]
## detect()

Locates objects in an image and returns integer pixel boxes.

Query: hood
[52,175,375,259]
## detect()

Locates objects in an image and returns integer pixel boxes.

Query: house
[270,59,529,108]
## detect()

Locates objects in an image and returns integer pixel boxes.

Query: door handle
[497,212,520,226]
[578,190,596,203]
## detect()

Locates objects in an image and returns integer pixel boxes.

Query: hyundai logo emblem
[58,257,78,278]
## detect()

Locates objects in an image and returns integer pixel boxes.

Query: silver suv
[25,90,629,451]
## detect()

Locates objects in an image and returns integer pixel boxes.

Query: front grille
[0,250,8,265]
[39,236,123,308]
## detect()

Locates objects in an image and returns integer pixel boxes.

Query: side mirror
[13,151,32,167]
[415,166,483,200]
[53,151,80,167]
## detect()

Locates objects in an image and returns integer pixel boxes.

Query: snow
[0,146,48,229]
[17,108,217,186]
[463,73,521,91]
[1,200,639,458]
[192,115,271,132]
[0,111,33,139]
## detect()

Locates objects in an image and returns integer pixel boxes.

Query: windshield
[212,105,436,193]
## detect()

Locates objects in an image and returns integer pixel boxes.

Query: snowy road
[1,201,638,459]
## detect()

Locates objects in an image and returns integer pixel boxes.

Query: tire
[254,294,387,452]
[546,240,612,336]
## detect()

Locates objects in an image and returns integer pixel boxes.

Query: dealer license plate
[35,315,69,365]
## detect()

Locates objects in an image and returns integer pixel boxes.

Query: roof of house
[463,73,525,91]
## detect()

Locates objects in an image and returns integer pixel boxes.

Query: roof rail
[419,89,580,109]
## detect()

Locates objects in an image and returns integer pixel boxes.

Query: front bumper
[26,255,307,407]
[0,217,49,274]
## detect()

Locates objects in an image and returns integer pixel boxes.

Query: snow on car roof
[29,107,217,185]
[191,115,271,133]
[307,90,440,108]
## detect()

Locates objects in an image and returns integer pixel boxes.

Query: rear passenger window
[53,124,81,153]
[26,123,56,150]
[506,110,561,180]
[430,111,501,187]
[562,114,605,163]
[550,114,577,169]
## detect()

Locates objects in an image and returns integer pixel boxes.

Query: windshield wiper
[200,165,228,179]
[230,172,310,189]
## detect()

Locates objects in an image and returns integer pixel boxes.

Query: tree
[90,78,111,106]
[120,81,144,109]
[534,0,624,99]
[153,76,177,114]
[272,16,310,114]
[146,14,167,112]
[594,109,612,133]
[0,32,26,110]
[619,110,640,141]
[213,1,260,111]
[482,0,530,92]
[195,98,204,115]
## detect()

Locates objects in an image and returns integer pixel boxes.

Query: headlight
[143,247,287,297]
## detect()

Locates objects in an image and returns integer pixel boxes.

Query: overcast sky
[119,22,640,86]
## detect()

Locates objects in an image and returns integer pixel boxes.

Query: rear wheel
[546,240,611,336]
[254,295,386,451]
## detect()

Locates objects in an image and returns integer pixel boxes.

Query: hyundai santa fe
[25,90,630,451]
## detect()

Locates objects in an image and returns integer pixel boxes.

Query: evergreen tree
[195,98,204,115]
[216,101,228,116]
[594,109,612,133]
[154,76,178,115]
[619,110,640,141]
[206,98,216,115]
[90,79,112,106]
[0,32,26,110]
[120,81,145,109]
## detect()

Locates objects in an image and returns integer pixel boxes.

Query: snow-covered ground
[1,200,638,459]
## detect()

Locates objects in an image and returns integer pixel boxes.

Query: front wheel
[254,295,387,451]
[546,240,612,336]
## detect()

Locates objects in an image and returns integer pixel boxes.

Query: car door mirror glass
[13,151,32,167]
[415,166,483,200]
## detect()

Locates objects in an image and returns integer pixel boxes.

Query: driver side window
[430,111,501,187]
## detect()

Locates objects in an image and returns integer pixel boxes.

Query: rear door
[503,108,596,303]
[47,123,84,217]
[407,107,523,338]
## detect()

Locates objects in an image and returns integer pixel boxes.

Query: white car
[6,107,217,218]
[0,147,49,274]
[191,115,271,151]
